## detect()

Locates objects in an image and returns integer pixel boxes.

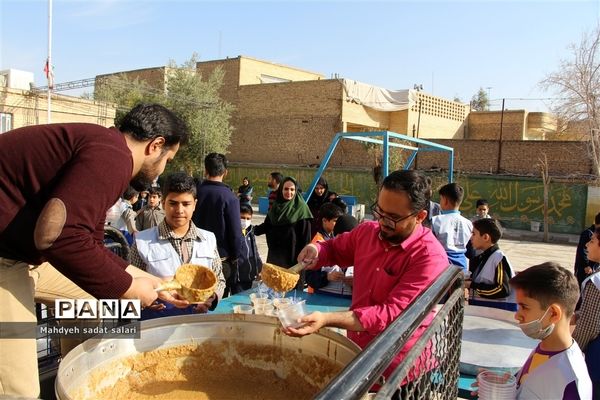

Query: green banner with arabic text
[457,176,587,234]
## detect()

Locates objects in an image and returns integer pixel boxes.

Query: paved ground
[251,209,578,273]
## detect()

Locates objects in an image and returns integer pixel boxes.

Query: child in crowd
[431,182,473,271]
[238,204,263,291]
[306,214,358,297]
[573,228,600,399]
[471,198,491,221]
[106,186,139,245]
[135,186,165,231]
[465,218,516,311]
[133,189,149,211]
[311,203,344,242]
[423,176,441,229]
[466,199,491,260]
[506,262,593,399]
[130,172,225,320]
[306,203,344,294]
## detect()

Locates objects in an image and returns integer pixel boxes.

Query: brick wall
[416,139,593,176]
[95,67,167,94]
[467,110,526,140]
[196,59,240,105]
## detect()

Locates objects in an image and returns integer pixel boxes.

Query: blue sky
[0,0,598,111]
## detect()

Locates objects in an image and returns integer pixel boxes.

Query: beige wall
[526,112,557,140]
[342,101,390,130]
[0,87,116,129]
[407,92,469,139]
[238,56,323,85]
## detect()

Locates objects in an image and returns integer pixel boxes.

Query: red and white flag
[43,59,54,89]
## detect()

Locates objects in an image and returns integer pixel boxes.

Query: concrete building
[96,56,471,169]
[94,56,594,177]
[0,69,116,133]
[196,56,471,169]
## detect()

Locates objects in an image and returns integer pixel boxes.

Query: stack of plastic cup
[477,370,517,400]
[277,300,308,329]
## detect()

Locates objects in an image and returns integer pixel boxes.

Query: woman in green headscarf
[255,177,313,287]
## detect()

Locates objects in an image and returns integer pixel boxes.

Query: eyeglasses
[370,203,418,229]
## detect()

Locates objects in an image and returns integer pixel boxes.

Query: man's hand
[122,277,159,307]
[297,244,319,269]
[157,290,191,309]
[125,265,190,308]
[282,311,326,337]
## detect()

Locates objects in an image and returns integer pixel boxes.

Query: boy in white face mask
[237,204,263,291]
[508,262,592,399]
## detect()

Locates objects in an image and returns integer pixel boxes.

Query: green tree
[94,75,163,125]
[94,53,234,176]
[470,88,489,111]
[163,55,235,175]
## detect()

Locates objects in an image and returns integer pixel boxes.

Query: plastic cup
[277,300,308,329]
[255,304,275,315]
[249,293,269,305]
[252,298,272,307]
[265,308,279,317]
[233,305,253,314]
[477,371,516,400]
[273,297,293,309]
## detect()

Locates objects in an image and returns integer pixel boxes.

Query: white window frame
[0,113,13,133]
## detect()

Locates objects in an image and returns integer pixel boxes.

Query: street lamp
[486,87,492,110]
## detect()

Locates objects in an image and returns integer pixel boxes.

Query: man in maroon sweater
[0,103,189,397]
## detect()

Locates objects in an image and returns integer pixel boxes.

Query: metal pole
[382,131,389,178]
[448,149,454,183]
[47,0,53,123]
[497,98,505,173]
[416,98,422,138]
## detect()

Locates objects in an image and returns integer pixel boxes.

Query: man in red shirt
[0,103,189,397]
[286,170,449,390]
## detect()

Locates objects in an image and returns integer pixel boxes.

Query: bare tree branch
[540,26,600,177]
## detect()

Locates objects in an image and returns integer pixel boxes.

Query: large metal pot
[56,314,361,399]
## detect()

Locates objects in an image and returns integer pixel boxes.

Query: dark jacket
[238,225,263,285]
[469,244,512,299]
[574,225,599,286]
[192,180,242,260]
[254,216,311,268]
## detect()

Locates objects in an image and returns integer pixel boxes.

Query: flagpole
[47,0,53,123]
